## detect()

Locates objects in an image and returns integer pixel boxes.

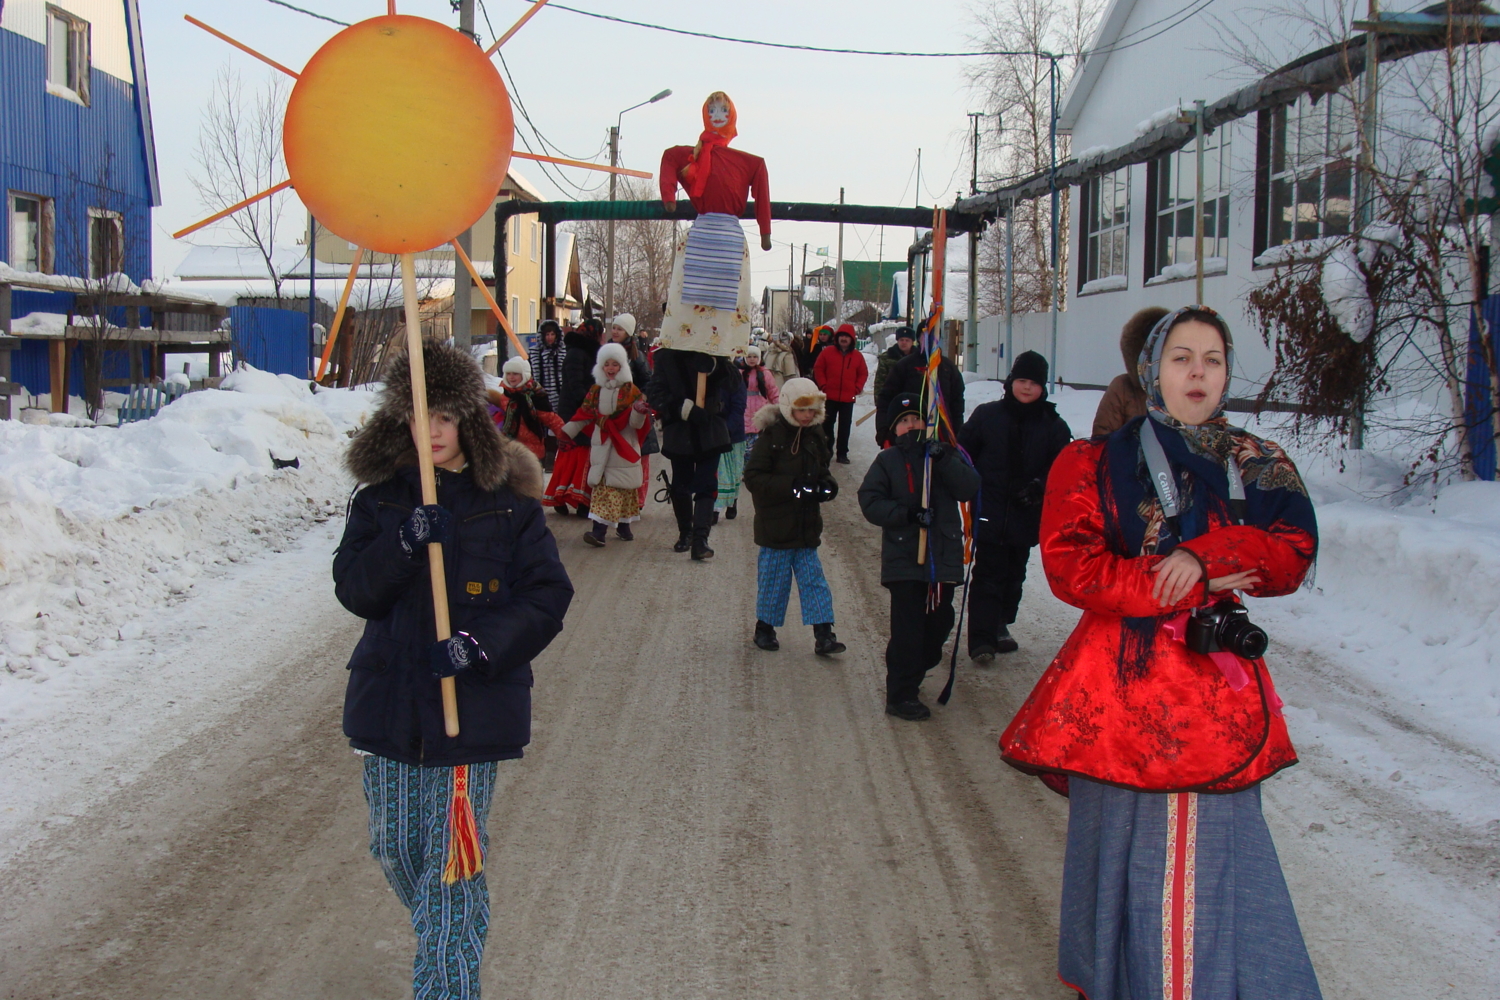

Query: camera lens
[1222,618,1269,660]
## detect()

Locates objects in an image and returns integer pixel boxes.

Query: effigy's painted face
[707,99,731,129]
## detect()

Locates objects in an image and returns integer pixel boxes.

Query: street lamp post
[606,88,672,320]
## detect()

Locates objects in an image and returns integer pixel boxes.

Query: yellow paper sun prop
[174,0,651,367]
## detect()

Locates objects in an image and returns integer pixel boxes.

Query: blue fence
[227,306,307,377]
[1468,297,1499,481]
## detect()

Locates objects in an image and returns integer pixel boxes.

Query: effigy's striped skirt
[681,212,746,310]
[658,213,752,357]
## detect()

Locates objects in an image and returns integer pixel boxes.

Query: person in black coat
[335,342,573,996]
[956,350,1071,659]
[875,345,966,446]
[558,317,605,429]
[645,347,734,559]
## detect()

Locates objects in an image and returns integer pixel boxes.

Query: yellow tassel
[441,764,483,884]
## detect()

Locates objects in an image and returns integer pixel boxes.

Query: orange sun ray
[484,0,551,56]
[450,239,528,360]
[184,16,300,79]
[511,151,652,180]
[172,179,293,239]
[315,247,365,382]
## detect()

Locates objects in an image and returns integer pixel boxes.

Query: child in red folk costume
[1001,306,1322,1000]
[564,343,650,547]
[811,323,867,464]
[336,344,573,1000]
[487,357,564,462]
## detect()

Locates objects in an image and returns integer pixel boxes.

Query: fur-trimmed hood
[762,376,825,429]
[593,342,632,386]
[346,342,543,499]
[1121,306,1169,389]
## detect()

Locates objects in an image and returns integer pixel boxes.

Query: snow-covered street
[0,381,1494,998]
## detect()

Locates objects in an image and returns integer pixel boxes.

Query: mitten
[431,631,486,678]
[398,505,453,558]
[927,441,950,463]
[815,476,840,504]
[1017,478,1045,509]
[907,505,934,527]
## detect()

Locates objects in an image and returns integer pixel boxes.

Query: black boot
[690,496,715,560]
[725,501,737,520]
[813,623,846,656]
[670,494,693,552]
[995,626,1019,654]
[616,521,634,541]
[583,520,607,547]
[754,620,780,651]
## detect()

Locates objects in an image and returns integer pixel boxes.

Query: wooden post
[695,371,707,408]
[402,254,461,739]
[49,339,70,413]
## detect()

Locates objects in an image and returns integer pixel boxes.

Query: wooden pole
[916,209,948,566]
[401,254,460,738]
[695,371,707,408]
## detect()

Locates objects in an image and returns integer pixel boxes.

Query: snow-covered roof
[501,168,545,202]
[174,245,495,283]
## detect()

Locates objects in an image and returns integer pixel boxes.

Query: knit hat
[777,376,826,424]
[610,313,637,336]
[502,356,532,381]
[593,342,632,384]
[1009,350,1049,385]
[887,390,923,430]
[745,345,762,363]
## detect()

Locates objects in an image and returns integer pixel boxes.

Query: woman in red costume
[658,91,770,354]
[1002,306,1322,1000]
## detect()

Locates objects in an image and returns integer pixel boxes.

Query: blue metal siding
[230,307,310,377]
[0,25,154,281]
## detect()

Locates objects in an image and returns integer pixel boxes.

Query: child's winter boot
[584,520,607,547]
[754,620,780,651]
[813,623,845,656]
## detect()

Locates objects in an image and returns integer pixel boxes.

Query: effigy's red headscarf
[682,91,738,199]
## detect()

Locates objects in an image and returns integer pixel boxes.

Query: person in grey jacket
[858,390,980,721]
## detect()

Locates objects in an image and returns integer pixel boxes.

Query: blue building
[1,0,158,281]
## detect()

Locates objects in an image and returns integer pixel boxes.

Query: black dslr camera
[1184,600,1269,660]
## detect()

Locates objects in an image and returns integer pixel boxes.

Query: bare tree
[189,68,292,305]
[567,177,678,331]
[967,0,1104,315]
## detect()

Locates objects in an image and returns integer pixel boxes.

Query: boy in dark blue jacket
[335,343,573,999]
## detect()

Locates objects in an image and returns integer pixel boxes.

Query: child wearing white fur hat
[561,343,651,546]
[486,356,565,462]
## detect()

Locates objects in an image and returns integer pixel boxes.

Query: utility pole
[1047,56,1060,388]
[1194,99,1206,305]
[835,187,845,325]
[966,112,983,373]
[787,242,794,333]
[452,0,476,349]
[308,216,318,376]
[800,243,808,331]
[606,124,619,321]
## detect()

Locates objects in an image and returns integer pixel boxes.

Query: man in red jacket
[812,324,868,464]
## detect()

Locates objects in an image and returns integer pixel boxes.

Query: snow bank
[0,368,373,703]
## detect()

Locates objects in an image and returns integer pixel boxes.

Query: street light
[606,89,672,319]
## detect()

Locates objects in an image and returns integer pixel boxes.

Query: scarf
[500,382,546,441]
[578,381,644,463]
[682,91,739,201]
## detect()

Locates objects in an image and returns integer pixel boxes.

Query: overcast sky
[141,0,992,303]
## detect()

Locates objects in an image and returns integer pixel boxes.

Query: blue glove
[431,631,486,678]
[398,504,453,558]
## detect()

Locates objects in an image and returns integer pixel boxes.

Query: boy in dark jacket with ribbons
[743,377,845,656]
[336,343,574,999]
[957,350,1072,659]
[858,390,980,720]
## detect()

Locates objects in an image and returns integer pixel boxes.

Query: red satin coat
[660,145,772,237]
[1000,439,1315,794]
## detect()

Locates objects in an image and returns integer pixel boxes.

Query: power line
[263,0,347,25]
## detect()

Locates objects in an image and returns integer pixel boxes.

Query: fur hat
[593,342,631,385]
[345,341,541,498]
[769,376,826,427]
[895,326,916,343]
[1121,307,1169,389]
[1008,350,1048,386]
[502,356,532,381]
[745,345,762,363]
[887,390,923,430]
[610,313,637,336]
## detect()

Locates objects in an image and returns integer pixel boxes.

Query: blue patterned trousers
[362,756,499,1000]
[756,546,835,627]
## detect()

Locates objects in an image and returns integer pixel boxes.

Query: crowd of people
[335,302,1326,1000]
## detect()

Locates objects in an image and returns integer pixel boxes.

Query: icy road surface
[0,401,1494,998]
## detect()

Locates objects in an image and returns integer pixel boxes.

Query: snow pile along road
[0,368,376,724]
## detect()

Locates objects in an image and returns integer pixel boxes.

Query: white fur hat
[594,342,632,384]
[778,376,825,423]
[610,313,637,336]
[502,356,531,381]
[745,345,762,363]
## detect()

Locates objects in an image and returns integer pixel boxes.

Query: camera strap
[1141,419,1247,539]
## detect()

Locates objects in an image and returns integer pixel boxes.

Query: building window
[88,209,123,278]
[510,295,520,321]
[9,193,54,273]
[510,216,520,256]
[46,6,91,105]
[1255,93,1356,256]
[528,299,537,332]
[1078,167,1130,291]
[1145,131,1230,279]
[529,222,538,262]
